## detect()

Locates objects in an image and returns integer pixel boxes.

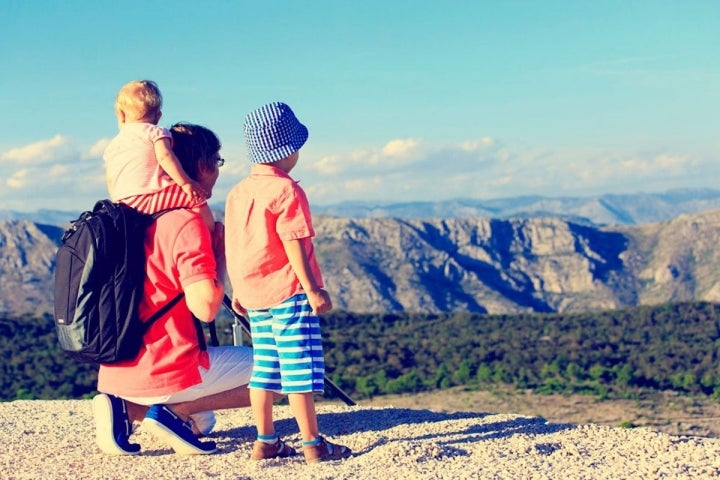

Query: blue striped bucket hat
[243,102,309,164]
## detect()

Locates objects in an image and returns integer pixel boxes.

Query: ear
[198,161,212,175]
[116,108,127,125]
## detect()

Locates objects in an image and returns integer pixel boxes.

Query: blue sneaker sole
[92,394,141,455]
[144,406,217,455]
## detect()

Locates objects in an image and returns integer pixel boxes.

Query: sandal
[303,436,352,463]
[251,438,297,460]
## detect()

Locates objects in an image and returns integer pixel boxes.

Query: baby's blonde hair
[115,80,163,123]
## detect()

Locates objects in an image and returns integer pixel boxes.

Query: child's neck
[272,157,294,173]
[119,118,158,128]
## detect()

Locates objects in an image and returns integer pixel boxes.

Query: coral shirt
[225,164,323,310]
[104,122,175,201]
[97,209,215,397]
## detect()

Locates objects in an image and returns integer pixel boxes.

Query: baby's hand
[181,181,208,203]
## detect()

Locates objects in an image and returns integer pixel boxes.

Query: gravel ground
[2,400,720,479]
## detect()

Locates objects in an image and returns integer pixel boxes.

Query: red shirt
[97,209,215,397]
[225,164,323,310]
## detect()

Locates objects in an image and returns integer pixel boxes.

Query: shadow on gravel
[427,416,575,444]
[313,408,575,457]
[216,407,576,456]
[324,408,574,439]
[319,407,490,432]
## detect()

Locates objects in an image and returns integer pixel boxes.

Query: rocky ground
[362,386,720,438]
[3,399,720,479]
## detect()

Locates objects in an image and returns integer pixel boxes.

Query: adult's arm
[184,278,223,322]
[179,216,225,322]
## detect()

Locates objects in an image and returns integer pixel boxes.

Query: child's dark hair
[170,123,222,180]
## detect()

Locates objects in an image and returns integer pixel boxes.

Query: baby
[103,80,214,230]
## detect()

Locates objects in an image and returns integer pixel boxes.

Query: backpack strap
[143,293,185,332]
[208,320,219,347]
[193,315,220,350]
[193,316,208,351]
[144,294,220,350]
[151,207,181,220]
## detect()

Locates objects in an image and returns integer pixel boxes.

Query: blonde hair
[114,80,163,123]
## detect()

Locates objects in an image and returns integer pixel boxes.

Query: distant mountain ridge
[3,188,720,226]
[2,205,720,316]
[311,188,720,226]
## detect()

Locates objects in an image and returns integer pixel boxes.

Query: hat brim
[249,123,308,164]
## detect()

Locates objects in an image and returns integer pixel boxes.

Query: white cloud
[461,137,495,151]
[312,155,343,175]
[0,133,713,212]
[0,134,70,164]
[343,176,383,193]
[0,135,108,212]
[381,138,420,157]
[655,153,691,170]
[86,138,111,159]
[49,164,70,177]
[303,138,712,205]
[306,138,426,175]
[6,169,29,189]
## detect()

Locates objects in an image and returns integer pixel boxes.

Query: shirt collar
[250,163,295,181]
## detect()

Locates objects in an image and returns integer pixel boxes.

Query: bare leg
[126,403,150,424]
[124,385,252,424]
[250,388,276,436]
[288,392,319,441]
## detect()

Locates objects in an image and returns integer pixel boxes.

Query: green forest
[2,301,720,402]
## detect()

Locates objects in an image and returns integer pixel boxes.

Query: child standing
[104,80,214,230]
[225,102,352,463]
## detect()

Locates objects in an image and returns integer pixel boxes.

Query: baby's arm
[281,238,332,314]
[154,137,208,201]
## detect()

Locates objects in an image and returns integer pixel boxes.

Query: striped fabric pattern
[247,293,325,394]
[120,184,204,214]
[243,102,309,164]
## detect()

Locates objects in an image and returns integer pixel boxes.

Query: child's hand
[306,288,333,315]
[232,298,247,317]
[181,180,209,203]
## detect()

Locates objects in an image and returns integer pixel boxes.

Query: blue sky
[1,0,718,212]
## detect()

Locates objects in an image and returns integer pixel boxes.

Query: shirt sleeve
[275,182,315,241]
[148,125,173,144]
[173,215,216,288]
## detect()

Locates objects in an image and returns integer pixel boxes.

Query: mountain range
[311,188,720,226]
[1,189,719,316]
[3,188,720,227]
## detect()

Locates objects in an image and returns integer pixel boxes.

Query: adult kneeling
[94,122,252,455]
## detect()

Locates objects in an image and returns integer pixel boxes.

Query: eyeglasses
[216,158,225,167]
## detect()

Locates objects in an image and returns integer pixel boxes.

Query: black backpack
[53,200,183,364]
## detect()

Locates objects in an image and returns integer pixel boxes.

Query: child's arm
[154,137,208,201]
[281,238,332,314]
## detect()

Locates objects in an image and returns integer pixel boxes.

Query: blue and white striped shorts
[247,293,325,394]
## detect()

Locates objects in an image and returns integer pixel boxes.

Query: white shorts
[123,346,253,405]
